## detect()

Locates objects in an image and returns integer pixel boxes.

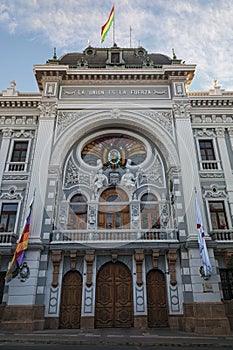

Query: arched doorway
[59,271,82,329]
[146,269,168,327]
[95,262,133,328]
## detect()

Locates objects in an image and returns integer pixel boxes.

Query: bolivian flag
[5,197,34,282]
[101,6,114,43]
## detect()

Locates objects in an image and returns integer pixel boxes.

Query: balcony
[210,230,233,241]
[5,162,28,172]
[0,232,16,245]
[200,160,221,170]
[51,228,178,244]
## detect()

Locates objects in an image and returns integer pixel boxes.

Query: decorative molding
[200,172,224,178]
[142,110,173,135]
[11,129,34,138]
[215,127,225,138]
[56,110,89,138]
[134,249,144,286]
[193,128,216,137]
[173,102,191,119]
[169,285,180,312]
[69,250,77,270]
[191,114,233,124]
[152,249,160,269]
[167,249,178,286]
[0,116,37,126]
[2,174,29,181]
[144,153,164,187]
[63,156,90,188]
[84,250,95,287]
[51,250,62,288]
[38,101,57,118]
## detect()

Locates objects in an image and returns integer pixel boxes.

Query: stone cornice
[0,98,40,109]
[189,97,233,108]
[34,64,196,92]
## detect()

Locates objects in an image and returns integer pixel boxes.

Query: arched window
[140,193,160,229]
[68,194,87,230]
[98,188,130,229]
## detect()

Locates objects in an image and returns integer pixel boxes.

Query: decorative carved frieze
[0,116,37,126]
[56,110,90,137]
[51,250,62,288]
[167,249,178,286]
[142,110,173,135]
[11,129,34,138]
[144,154,164,187]
[191,114,233,124]
[134,249,144,286]
[85,250,95,287]
[2,174,29,181]
[64,157,90,188]
[193,128,215,137]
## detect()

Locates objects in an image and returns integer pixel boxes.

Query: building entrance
[95,262,133,328]
[146,269,168,327]
[59,271,82,329]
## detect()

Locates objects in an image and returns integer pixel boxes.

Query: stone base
[183,302,231,335]
[134,315,147,329]
[80,316,94,329]
[0,305,45,332]
[168,315,183,331]
[223,300,233,331]
[44,317,59,329]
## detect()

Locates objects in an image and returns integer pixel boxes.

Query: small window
[11,141,28,162]
[0,203,18,232]
[111,52,120,64]
[209,201,228,229]
[199,140,215,161]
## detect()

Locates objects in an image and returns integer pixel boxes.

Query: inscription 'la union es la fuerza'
[63,88,167,96]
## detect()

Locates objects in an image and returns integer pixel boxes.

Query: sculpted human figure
[121,168,135,188]
[94,169,108,194]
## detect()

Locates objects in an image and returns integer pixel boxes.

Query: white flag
[195,195,212,277]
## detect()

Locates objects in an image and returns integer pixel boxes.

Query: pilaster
[27,99,57,241]
[173,101,204,238]
[0,129,12,183]
[216,127,233,217]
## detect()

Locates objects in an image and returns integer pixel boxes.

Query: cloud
[0,0,233,90]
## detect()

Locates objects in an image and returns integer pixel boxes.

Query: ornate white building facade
[0,45,233,334]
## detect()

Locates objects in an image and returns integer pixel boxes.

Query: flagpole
[113,3,115,45]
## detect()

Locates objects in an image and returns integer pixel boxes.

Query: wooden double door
[59,271,82,329]
[95,262,133,328]
[146,269,168,327]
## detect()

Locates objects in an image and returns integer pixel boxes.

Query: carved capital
[152,249,160,269]
[51,250,62,287]
[173,101,191,119]
[215,127,225,138]
[38,101,57,118]
[167,249,178,286]
[2,128,12,138]
[134,249,144,286]
[84,250,95,287]
[70,250,77,270]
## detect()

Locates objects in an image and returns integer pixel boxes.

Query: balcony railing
[51,229,178,243]
[200,160,221,171]
[5,162,28,172]
[0,232,17,245]
[210,230,233,241]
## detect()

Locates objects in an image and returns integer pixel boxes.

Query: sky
[0,0,233,93]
